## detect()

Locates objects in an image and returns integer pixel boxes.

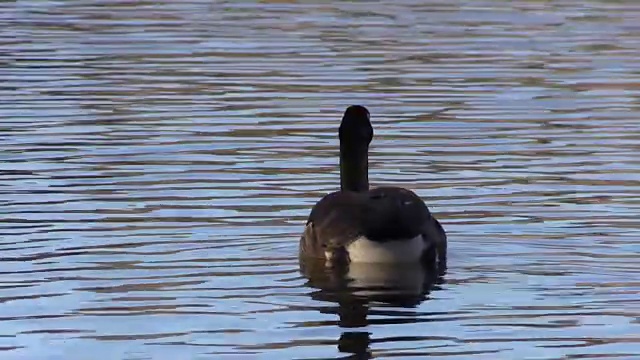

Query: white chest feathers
[344,235,426,263]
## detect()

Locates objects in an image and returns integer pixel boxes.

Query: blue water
[1,1,639,359]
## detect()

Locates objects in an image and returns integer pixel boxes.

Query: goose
[299,105,447,267]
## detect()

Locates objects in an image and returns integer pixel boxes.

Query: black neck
[340,143,369,192]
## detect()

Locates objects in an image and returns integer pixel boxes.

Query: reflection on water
[300,259,443,358]
[2,0,640,359]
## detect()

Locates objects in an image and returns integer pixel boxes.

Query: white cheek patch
[346,235,425,263]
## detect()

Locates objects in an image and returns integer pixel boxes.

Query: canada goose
[299,105,447,267]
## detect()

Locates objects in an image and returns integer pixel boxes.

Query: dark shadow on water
[300,259,445,359]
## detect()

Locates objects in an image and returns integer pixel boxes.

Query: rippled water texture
[2,1,640,359]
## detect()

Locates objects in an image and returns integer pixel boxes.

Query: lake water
[2,1,639,359]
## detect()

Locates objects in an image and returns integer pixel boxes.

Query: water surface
[1,1,640,359]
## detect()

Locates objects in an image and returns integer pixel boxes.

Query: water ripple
[1,0,639,359]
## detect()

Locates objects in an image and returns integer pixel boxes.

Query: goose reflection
[300,259,444,359]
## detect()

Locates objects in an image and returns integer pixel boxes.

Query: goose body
[299,106,447,267]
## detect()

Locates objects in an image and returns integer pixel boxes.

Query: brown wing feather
[300,191,366,259]
[300,187,446,264]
